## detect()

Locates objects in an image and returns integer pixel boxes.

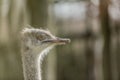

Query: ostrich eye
[36,35,46,41]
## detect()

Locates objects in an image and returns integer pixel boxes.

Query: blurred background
[0,0,120,80]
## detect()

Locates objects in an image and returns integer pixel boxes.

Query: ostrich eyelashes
[36,33,51,41]
[36,35,45,41]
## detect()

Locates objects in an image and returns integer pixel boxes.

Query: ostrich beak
[42,37,71,44]
[52,37,71,44]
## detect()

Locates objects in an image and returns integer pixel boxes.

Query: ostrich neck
[22,45,54,80]
[22,49,42,80]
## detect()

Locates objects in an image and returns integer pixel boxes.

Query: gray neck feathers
[22,45,54,80]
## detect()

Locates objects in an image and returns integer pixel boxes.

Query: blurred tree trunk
[85,35,95,80]
[27,0,48,27]
[86,1,104,80]
[109,0,120,79]
[0,0,29,80]
[116,25,120,80]
[99,0,112,80]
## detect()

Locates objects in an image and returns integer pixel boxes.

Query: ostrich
[21,27,70,80]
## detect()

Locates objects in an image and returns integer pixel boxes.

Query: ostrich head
[21,27,70,55]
